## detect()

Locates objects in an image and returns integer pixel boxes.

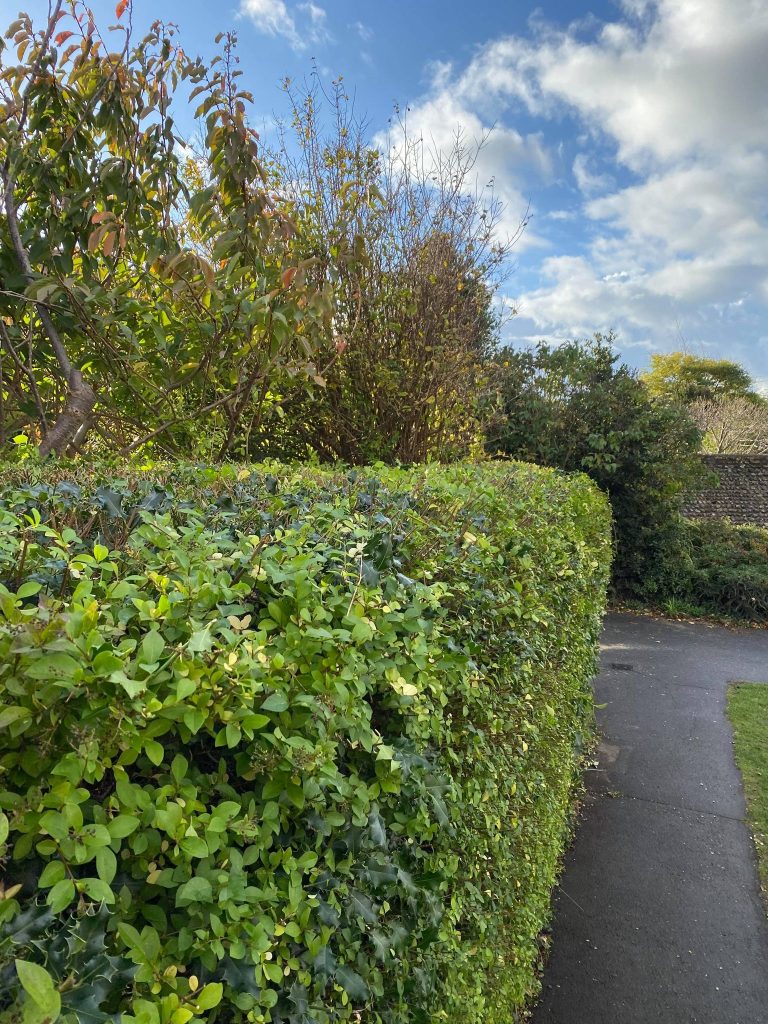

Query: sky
[14,0,768,380]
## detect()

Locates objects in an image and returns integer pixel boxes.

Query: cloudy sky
[19,0,768,377]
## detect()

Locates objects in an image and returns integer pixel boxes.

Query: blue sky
[17,0,768,381]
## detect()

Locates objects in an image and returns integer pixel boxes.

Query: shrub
[663,518,768,621]
[264,78,517,465]
[0,461,610,1023]
[485,335,704,598]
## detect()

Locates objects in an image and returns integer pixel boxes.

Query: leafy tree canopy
[640,352,759,405]
[0,1,334,460]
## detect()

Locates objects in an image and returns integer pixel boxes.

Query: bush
[485,335,704,599]
[663,518,768,621]
[0,461,610,1023]
[263,79,515,466]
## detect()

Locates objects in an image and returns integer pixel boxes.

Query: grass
[728,683,768,904]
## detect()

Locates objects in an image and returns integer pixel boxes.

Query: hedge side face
[0,462,611,1024]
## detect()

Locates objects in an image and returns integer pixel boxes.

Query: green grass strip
[728,683,768,904]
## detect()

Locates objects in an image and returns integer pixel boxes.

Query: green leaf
[26,653,80,681]
[108,814,140,839]
[81,823,112,848]
[129,1000,160,1024]
[267,601,286,625]
[242,713,270,731]
[0,706,31,729]
[96,847,117,883]
[348,890,377,925]
[111,671,146,698]
[38,811,69,841]
[92,650,124,676]
[81,877,115,903]
[313,946,336,979]
[336,965,368,1002]
[15,960,61,1020]
[171,754,189,782]
[38,861,66,888]
[95,487,124,519]
[187,627,213,653]
[195,983,223,1010]
[0,812,8,846]
[211,801,240,821]
[424,776,450,826]
[50,753,84,785]
[117,922,144,955]
[145,739,164,766]
[141,630,165,664]
[368,807,387,848]
[176,877,213,906]
[47,878,75,912]
[180,835,209,859]
[260,692,289,713]
[351,620,374,642]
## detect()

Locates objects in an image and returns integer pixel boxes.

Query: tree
[485,335,704,596]
[640,352,757,406]
[690,395,768,454]
[0,2,333,459]
[264,77,520,464]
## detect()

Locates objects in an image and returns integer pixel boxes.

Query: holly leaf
[336,965,368,1002]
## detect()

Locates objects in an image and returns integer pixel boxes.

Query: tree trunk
[3,169,97,456]
[38,369,96,457]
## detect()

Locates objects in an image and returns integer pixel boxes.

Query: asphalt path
[532,612,768,1024]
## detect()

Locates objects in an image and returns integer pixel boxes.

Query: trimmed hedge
[0,461,610,1024]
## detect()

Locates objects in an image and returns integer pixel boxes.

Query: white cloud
[354,21,373,42]
[298,2,331,43]
[394,0,768,373]
[239,0,329,51]
[572,153,612,196]
[374,66,554,250]
[533,0,768,170]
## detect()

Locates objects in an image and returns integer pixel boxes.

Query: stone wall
[684,455,768,526]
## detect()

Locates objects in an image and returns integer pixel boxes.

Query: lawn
[728,683,768,903]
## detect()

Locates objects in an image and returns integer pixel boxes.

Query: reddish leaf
[87,227,104,252]
[281,267,297,289]
[115,0,129,19]
[55,31,73,45]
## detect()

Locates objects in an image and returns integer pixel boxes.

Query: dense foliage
[262,79,514,464]
[484,335,703,597]
[0,4,340,460]
[659,518,768,622]
[0,460,610,1024]
[0,5,516,466]
[640,352,761,406]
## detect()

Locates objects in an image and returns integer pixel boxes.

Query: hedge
[677,518,768,621]
[0,461,611,1024]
